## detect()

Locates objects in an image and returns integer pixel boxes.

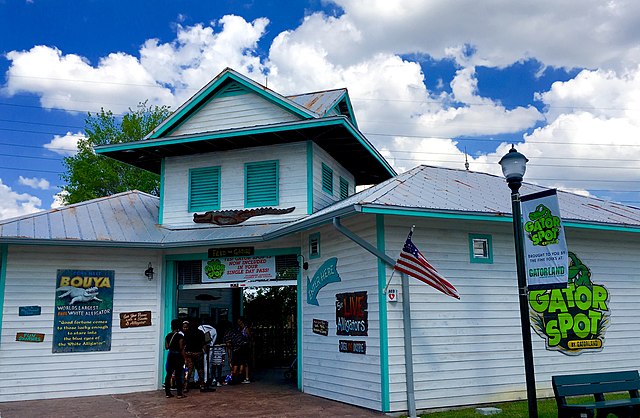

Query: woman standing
[164,319,186,398]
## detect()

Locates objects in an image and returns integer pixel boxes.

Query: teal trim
[95,117,397,180]
[149,71,316,139]
[360,206,640,233]
[245,160,279,207]
[376,215,390,412]
[158,159,165,224]
[161,257,177,386]
[306,141,313,214]
[0,244,7,344]
[468,234,493,264]
[296,250,303,390]
[189,166,221,212]
[308,233,320,259]
[321,163,333,195]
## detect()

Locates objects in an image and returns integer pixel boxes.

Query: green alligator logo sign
[204,259,226,279]
[525,204,562,246]
[529,252,610,355]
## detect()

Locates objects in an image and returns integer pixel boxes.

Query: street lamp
[499,145,538,418]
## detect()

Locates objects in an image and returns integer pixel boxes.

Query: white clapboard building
[1,68,639,414]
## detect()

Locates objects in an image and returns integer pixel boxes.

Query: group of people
[164,316,252,399]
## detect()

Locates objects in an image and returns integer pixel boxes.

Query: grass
[413,394,630,417]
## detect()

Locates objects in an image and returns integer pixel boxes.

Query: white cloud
[0,179,42,220]
[44,131,84,156]
[19,176,50,190]
[51,190,68,209]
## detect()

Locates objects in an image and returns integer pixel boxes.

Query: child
[212,343,226,386]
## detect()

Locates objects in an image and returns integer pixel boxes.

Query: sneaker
[216,382,222,387]
[165,394,174,398]
[242,379,250,384]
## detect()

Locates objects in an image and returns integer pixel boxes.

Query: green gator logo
[204,259,226,279]
[525,204,562,246]
[529,252,610,355]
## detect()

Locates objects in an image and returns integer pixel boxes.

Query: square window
[469,234,493,264]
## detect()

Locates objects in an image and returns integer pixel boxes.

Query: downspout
[332,217,417,418]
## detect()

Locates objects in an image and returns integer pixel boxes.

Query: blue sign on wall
[307,257,341,306]
[19,306,42,316]
[52,269,115,353]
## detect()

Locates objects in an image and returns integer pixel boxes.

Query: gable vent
[218,82,248,98]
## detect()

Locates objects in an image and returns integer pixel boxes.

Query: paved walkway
[0,372,386,418]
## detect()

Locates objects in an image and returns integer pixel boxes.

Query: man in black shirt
[182,319,211,392]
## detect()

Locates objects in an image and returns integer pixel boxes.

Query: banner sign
[529,252,610,355]
[307,257,341,306]
[339,340,366,354]
[336,291,368,336]
[202,256,275,283]
[53,269,114,353]
[208,247,254,258]
[521,189,568,290]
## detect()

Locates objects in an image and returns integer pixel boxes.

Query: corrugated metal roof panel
[287,89,345,117]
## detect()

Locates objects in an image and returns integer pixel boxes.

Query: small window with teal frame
[339,176,349,199]
[309,233,320,259]
[189,166,221,212]
[321,163,333,195]
[245,160,279,207]
[469,234,492,264]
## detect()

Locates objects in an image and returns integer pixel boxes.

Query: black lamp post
[499,145,538,418]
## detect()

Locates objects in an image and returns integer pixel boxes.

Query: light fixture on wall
[144,262,155,281]
[298,255,309,271]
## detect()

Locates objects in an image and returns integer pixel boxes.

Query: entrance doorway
[174,255,299,385]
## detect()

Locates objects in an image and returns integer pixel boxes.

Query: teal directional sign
[307,257,341,306]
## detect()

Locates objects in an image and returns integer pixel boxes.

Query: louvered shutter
[245,160,278,207]
[189,166,220,212]
[322,163,333,195]
[339,177,349,199]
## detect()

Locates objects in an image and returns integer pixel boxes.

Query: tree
[60,102,171,205]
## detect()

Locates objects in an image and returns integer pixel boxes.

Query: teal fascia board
[306,141,314,214]
[376,215,390,412]
[296,251,303,390]
[360,206,640,233]
[160,256,176,387]
[0,244,7,344]
[149,71,317,140]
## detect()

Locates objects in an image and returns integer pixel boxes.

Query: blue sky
[1,0,640,220]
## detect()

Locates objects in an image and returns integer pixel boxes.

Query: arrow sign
[307,257,341,306]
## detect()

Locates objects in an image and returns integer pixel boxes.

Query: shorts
[231,344,249,366]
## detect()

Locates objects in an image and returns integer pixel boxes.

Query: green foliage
[60,102,171,205]
[244,286,296,327]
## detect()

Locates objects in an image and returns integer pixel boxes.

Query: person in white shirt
[198,321,217,388]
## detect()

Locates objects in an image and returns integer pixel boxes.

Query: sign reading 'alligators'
[529,252,610,355]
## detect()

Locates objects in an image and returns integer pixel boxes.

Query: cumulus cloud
[19,176,50,190]
[44,131,84,156]
[0,179,42,220]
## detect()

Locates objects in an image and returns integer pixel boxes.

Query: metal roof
[269,165,640,237]
[2,166,638,248]
[0,191,290,248]
[287,89,346,117]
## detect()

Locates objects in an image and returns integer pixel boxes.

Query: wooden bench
[552,370,640,418]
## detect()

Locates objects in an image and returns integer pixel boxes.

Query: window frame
[468,233,493,264]
[188,166,221,212]
[321,163,333,196]
[245,160,279,208]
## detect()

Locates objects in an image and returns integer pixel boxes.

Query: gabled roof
[94,68,395,185]
[269,165,640,238]
[287,88,357,126]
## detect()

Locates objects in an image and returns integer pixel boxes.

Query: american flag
[394,230,460,299]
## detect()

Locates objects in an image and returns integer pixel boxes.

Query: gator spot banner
[529,252,610,355]
[53,269,114,353]
[521,189,568,290]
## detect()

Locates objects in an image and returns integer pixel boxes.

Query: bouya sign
[529,252,610,355]
[521,189,568,290]
[307,257,341,306]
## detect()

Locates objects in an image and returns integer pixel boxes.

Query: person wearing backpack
[198,320,217,388]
